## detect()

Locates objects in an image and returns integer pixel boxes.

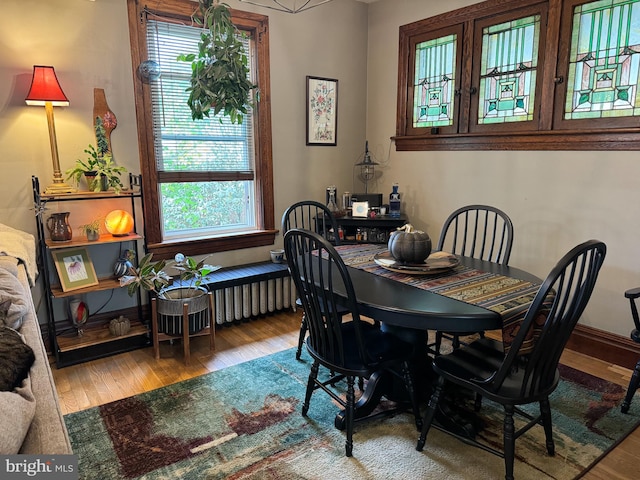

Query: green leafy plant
[65,144,102,186]
[94,116,109,156]
[120,252,220,298]
[92,154,127,194]
[176,0,257,124]
[65,118,127,192]
[65,145,127,193]
[78,218,102,236]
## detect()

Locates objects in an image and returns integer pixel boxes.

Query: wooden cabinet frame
[395,0,640,151]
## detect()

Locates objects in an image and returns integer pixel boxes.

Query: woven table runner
[335,244,543,352]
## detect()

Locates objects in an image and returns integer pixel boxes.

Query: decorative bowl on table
[374,250,460,275]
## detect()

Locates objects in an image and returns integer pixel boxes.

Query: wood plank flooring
[52,310,637,479]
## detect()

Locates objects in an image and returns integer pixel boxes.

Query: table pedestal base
[331,323,484,441]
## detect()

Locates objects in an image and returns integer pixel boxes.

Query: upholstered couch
[0,254,72,454]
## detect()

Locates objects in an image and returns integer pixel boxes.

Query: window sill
[146,229,278,259]
[393,129,640,151]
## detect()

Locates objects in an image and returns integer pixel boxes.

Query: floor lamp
[25,65,76,194]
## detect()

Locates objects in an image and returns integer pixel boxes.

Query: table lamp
[105,209,134,236]
[25,65,76,194]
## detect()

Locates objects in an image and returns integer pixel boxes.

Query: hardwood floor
[52,310,637,479]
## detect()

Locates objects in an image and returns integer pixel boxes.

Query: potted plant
[65,145,127,193]
[91,153,127,194]
[120,253,221,335]
[66,119,127,192]
[65,144,102,190]
[78,217,102,241]
[177,0,257,124]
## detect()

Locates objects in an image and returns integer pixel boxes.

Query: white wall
[366,0,640,337]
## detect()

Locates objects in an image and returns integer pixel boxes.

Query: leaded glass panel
[413,34,457,128]
[565,0,640,119]
[478,15,541,124]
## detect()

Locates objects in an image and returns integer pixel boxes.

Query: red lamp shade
[25,66,69,107]
[105,210,134,236]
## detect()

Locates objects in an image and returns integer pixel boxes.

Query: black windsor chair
[284,228,421,457]
[432,204,515,354]
[282,200,348,361]
[417,239,606,480]
[621,287,640,413]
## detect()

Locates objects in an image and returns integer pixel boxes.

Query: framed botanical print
[52,248,99,292]
[306,76,338,146]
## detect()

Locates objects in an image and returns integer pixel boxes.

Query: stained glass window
[565,0,640,119]
[478,15,541,124]
[413,34,457,128]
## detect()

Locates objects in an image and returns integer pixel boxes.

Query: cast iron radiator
[198,262,296,325]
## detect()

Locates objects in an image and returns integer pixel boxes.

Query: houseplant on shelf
[65,117,127,193]
[176,0,258,124]
[78,217,102,241]
[120,253,221,335]
[65,144,102,190]
[65,144,127,193]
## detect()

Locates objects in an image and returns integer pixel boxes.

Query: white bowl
[270,249,285,264]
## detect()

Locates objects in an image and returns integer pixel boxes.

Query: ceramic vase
[47,212,73,242]
[68,298,89,336]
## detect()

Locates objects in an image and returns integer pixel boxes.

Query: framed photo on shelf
[306,76,338,146]
[351,201,369,217]
[53,248,99,292]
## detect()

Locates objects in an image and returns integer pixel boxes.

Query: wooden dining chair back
[282,200,344,360]
[417,239,606,480]
[284,228,420,457]
[621,287,640,413]
[433,204,514,353]
[437,204,514,264]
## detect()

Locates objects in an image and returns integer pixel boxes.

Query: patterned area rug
[64,348,640,480]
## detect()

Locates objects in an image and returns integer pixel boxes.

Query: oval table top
[338,253,542,333]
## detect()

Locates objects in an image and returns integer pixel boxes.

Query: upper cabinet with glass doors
[396,0,640,151]
[554,0,640,129]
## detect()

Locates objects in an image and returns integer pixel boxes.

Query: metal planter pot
[156,286,210,335]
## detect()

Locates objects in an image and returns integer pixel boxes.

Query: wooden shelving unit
[46,232,141,249]
[33,174,150,368]
[56,320,148,352]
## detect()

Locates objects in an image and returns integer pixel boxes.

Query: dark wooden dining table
[328,243,544,435]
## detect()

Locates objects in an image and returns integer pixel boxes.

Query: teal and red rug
[64,348,640,479]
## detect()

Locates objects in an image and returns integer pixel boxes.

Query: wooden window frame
[405,25,464,136]
[395,0,640,151]
[127,0,276,259]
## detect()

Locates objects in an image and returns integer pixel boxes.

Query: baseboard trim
[567,324,640,370]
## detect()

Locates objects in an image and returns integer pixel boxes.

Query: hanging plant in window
[177,0,257,124]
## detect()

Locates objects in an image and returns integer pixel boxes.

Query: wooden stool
[151,292,215,365]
